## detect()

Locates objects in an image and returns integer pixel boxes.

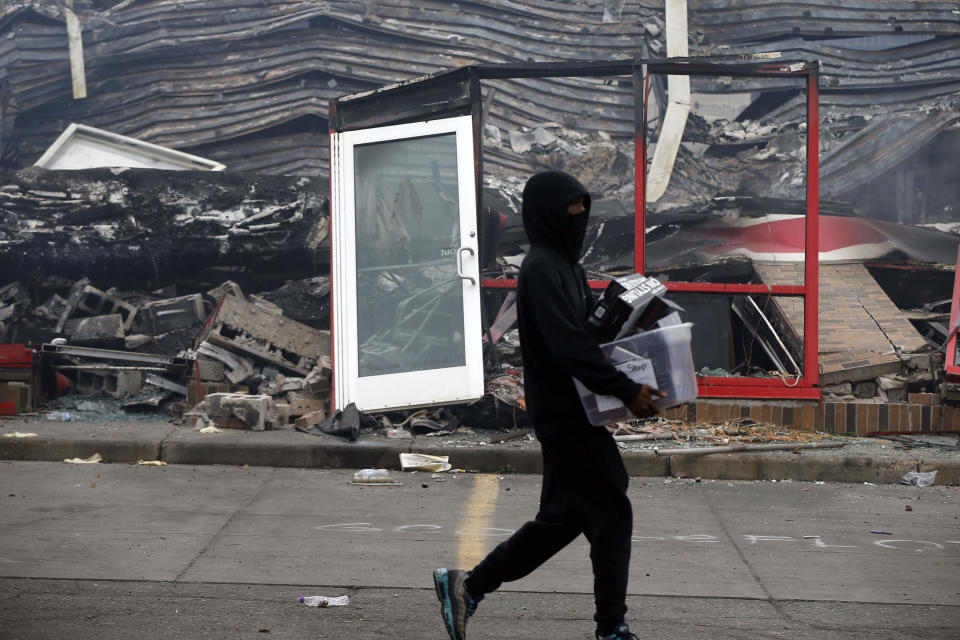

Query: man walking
[434,170,663,640]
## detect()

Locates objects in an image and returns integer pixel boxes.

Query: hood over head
[521,170,592,262]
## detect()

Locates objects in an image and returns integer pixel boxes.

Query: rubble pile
[0,168,330,293]
[0,275,332,431]
[610,418,841,449]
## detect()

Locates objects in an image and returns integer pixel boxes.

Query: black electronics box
[586,274,682,342]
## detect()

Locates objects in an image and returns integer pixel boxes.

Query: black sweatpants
[464,426,633,634]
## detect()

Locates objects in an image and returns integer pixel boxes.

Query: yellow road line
[456,474,500,568]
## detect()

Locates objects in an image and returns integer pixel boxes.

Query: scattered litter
[296,402,370,441]
[400,452,452,472]
[869,530,892,535]
[3,432,38,438]
[45,411,73,422]
[901,471,937,487]
[299,595,349,607]
[394,407,460,435]
[350,469,400,485]
[64,453,102,464]
[654,441,843,456]
[486,428,532,444]
[136,459,167,466]
[878,434,960,451]
[198,425,223,434]
[613,420,847,451]
[386,429,412,439]
[905,504,913,511]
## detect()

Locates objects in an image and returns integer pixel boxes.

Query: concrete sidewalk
[2,460,959,639]
[1,416,958,485]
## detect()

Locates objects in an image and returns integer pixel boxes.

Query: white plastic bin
[574,322,697,426]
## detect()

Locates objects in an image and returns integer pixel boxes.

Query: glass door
[331,116,483,412]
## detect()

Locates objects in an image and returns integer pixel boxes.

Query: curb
[664,451,949,485]
[1,420,957,485]
[0,435,162,465]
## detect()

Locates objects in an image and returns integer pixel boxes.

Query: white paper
[64,453,102,464]
[595,356,657,413]
[399,452,452,472]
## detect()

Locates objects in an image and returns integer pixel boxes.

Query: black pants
[464,427,632,634]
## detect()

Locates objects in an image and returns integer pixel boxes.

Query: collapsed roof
[1,1,958,396]
[1,0,957,228]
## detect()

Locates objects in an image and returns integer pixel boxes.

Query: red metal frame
[331,58,822,403]
[944,246,960,380]
[481,63,821,400]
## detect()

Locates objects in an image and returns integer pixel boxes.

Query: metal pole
[803,67,820,391]
[633,64,647,275]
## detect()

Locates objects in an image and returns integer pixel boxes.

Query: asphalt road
[1,459,958,639]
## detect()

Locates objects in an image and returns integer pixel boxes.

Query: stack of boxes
[576,275,697,425]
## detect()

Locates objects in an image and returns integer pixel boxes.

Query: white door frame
[330,115,484,412]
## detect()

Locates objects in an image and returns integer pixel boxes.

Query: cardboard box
[586,275,670,342]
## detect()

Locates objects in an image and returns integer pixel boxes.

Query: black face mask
[560,211,589,261]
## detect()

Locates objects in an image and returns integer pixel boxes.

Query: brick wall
[755,263,926,355]
[662,396,955,434]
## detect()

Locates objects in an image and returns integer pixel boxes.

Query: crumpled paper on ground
[64,453,102,464]
[901,470,937,487]
[137,460,168,466]
[400,452,451,472]
[3,432,38,438]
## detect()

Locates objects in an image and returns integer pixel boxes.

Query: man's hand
[627,385,667,419]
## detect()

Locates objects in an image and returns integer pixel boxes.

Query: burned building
[1,1,959,430]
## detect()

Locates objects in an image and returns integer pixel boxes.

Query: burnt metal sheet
[820,109,960,197]
[0,0,957,225]
[0,0,659,175]
[692,1,960,43]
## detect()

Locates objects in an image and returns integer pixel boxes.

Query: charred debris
[1,1,959,431]
[0,167,334,429]
[0,167,518,434]
[0,163,954,435]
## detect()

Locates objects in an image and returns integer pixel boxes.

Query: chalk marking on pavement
[309,522,960,554]
[457,474,500,568]
[455,527,513,537]
[875,540,944,552]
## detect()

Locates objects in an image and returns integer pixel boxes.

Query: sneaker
[433,568,477,640]
[596,622,638,640]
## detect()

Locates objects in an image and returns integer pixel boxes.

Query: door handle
[456,246,476,285]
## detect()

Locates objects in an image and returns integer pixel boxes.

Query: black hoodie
[517,170,644,438]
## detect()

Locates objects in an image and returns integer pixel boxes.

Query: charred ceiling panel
[0,167,330,293]
[0,0,658,178]
[684,1,960,227]
[1,0,958,228]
